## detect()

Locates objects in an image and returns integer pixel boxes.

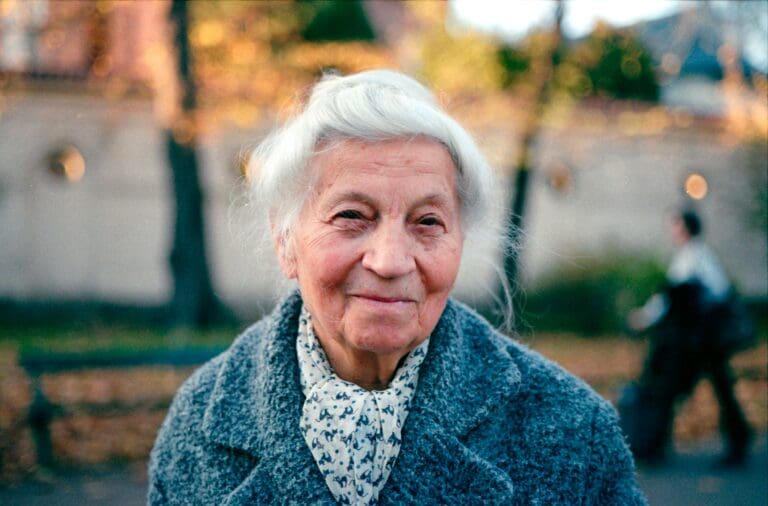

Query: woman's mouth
[352,293,415,304]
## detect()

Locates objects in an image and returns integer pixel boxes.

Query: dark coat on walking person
[149,292,646,505]
[623,210,754,466]
[623,283,754,465]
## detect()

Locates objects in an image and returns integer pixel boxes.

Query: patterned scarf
[296,306,428,505]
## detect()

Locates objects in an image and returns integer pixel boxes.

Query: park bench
[19,347,225,469]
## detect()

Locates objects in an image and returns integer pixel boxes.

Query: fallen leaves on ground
[0,337,765,482]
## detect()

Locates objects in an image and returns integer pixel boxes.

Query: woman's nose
[361,223,416,279]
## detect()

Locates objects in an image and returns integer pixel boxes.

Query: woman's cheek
[428,237,462,274]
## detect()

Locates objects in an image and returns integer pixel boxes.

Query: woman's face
[278,137,463,356]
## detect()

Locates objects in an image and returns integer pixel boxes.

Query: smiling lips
[352,294,415,304]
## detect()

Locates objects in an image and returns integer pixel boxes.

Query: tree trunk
[504,0,565,289]
[166,0,233,328]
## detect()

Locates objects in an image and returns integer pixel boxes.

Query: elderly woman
[149,70,646,505]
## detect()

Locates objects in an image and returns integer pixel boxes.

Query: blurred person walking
[624,208,754,467]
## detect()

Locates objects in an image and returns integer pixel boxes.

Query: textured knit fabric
[296,306,428,505]
[149,291,647,505]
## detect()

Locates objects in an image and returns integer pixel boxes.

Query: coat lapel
[382,300,521,503]
[201,294,521,504]
[202,291,335,504]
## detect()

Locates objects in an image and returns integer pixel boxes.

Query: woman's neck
[315,332,417,390]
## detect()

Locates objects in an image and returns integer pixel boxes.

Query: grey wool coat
[149,292,647,505]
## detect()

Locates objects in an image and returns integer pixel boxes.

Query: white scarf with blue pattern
[296,306,428,505]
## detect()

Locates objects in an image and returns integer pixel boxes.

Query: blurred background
[0,0,766,503]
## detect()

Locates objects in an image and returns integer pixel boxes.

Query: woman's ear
[271,221,297,279]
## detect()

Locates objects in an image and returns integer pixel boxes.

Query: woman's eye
[418,216,442,227]
[336,210,364,220]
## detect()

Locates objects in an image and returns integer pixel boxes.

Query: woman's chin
[347,321,422,356]
[340,301,416,350]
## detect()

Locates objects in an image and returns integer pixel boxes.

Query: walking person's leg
[634,333,701,464]
[707,356,753,466]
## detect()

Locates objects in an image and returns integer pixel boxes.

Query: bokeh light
[684,173,708,200]
[48,145,86,182]
[548,162,573,193]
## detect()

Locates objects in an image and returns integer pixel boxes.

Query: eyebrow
[323,191,453,211]
[325,191,376,210]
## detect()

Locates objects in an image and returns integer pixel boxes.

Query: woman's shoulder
[509,337,606,406]
[152,318,270,449]
[148,318,274,485]
[171,352,228,414]
[507,338,620,443]
[451,300,614,418]
[171,317,273,406]
[448,301,643,503]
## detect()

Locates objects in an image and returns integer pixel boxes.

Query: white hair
[247,70,514,327]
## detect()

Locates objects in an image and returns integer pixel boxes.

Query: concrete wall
[0,92,170,302]
[0,90,765,319]
[524,124,766,296]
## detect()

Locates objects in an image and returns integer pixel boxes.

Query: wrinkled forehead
[308,137,457,188]
[309,136,458,181]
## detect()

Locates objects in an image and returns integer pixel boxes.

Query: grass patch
[521,252,665,335]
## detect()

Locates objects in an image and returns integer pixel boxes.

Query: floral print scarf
[296,306,428,505]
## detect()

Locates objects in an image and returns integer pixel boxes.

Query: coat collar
[202,291,520,502]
